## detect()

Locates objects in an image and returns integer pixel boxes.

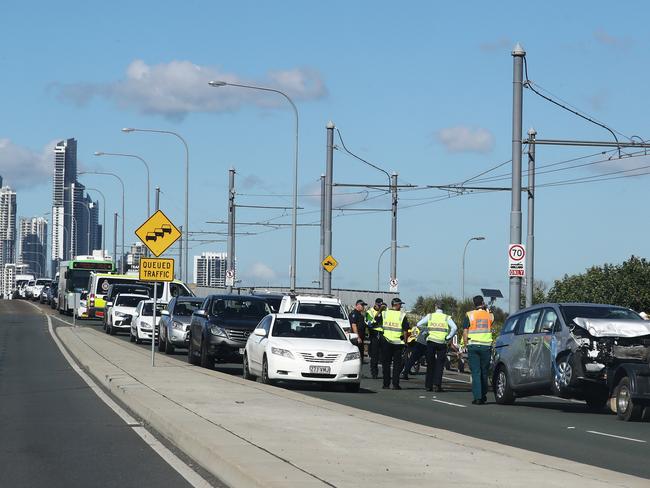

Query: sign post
[508,244,526,278]
[136,209,181,367]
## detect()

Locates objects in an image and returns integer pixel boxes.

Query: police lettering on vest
[426,312,450,343]
[381,309,405,344]
[466,309,493,345]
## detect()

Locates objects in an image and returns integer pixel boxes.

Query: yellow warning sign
[135,210,181,257]
[321,255,338,273]
[139,258,175,282]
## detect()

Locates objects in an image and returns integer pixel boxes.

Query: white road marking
[442,375,471,384]
[418,395,426,399]
[432,399,467,408]
[540,395,583,404]
[567,426,576,430]
[586,430,647,443]
[29,303,214,488]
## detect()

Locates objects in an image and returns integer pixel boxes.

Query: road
[31,301,650,480]
[0,300,201,488]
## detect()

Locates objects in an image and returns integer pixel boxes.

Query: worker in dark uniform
[365,298,386,379]
[380,298,410,390]
[349,299,367,359]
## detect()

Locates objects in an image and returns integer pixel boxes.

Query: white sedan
[243,313,362,392]
[130,300,166,344]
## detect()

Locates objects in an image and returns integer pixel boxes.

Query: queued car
[130,300,166,344]
[188,294,270,368]
[106,293,149,335]
[279,295,352,336]
[32,279,52,301]
[492,302,650,420]
[243,313,362,392]
[102,283,151,330]
[49,282,59,309]
[24,280,36,299]
[158,297,204,354]
[39,285,51,304]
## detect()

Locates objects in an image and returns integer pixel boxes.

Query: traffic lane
[0,300,193,488]
[299,369,650,479]
[43,307,650,477]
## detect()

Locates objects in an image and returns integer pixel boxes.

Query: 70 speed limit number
[508,244,526,277]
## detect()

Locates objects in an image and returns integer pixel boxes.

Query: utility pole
[226,168,236,293]
[319,174,325,290]
[113,212,118,271]
[178,225,183,281]
[323,122,334,295]
[390,172,398,291]
[509,43,525,314]
[526,128,536,308]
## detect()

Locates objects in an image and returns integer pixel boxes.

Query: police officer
[380,297,409,390]
[463,295,494,404]
[401,322,428,380]
[349,299,367,359]
[417,304,457,392]
[365,298,386,379]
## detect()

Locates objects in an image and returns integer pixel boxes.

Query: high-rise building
[193,252,232,287]
[2,263,17,299]
[19,217,48,277]
[51,138,77,276]
[0,181,17,294]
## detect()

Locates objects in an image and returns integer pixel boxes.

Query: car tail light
[89,293,95,307]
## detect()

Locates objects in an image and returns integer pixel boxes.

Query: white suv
[279,295,352,335]
[106,293,149,335]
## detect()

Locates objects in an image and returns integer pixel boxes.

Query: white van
[279,295,352,335]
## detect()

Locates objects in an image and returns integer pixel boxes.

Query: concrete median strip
[54,323,647,488]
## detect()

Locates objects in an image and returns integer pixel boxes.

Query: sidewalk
[56,324,647,488]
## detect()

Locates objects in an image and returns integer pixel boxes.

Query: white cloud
[593,28,631,49]
[0,139,56,189]
[480,37,511,52]
[53,60,327,120]
[246,262,277,282]
[436,126,494,153]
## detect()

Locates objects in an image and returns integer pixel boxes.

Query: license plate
[309,365,330,374]
[239,348,245,355]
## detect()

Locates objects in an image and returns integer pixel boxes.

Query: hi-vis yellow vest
[381,309,405,344]
[366,307,383,333]
[427,312,450,343]
[466,309,493,345]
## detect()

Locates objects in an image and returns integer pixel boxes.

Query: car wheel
[615,376,642,421]
[165,337,175,355]
[200,340,213,369]
[494,365,515,405]
[135,328,142,344]
[129,329,135,343]
[345,383,361,393]
[243,354,257,381]
[188,336,199,365]
[158,329,165,352]
[262,356,276,386]
[552,355,573,397]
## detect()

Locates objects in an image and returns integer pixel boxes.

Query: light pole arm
[377,246,391,291]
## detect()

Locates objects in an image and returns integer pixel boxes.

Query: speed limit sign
[508,244,526,277]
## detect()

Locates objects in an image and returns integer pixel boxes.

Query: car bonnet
[573,317,650,338]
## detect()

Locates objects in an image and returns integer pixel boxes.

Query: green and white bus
[57,256,114,315]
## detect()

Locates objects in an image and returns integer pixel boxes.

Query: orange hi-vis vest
[466,308,493,346]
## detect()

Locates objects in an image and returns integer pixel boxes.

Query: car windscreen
[210,299,270,319]
[141,303,167,316]
[271,318,346,340]
[109,285,151,299]
[173,300,203,316]
[296,303,345,319]
[560,305,642,324]
[36,279,51,286]
[116,296,147,308]
[261,298,283,313]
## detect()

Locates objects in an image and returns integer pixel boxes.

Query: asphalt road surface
[36,302,650,480]
[0,300,195,488]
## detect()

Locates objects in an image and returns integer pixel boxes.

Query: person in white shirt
[416,305,457,392]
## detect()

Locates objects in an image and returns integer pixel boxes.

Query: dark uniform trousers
[425,341,447,389]
[380,338,404,387]
[368,333,381,378]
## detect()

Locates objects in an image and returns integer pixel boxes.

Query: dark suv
[188,294,270,369]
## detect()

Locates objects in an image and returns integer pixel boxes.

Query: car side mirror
[253,328,267,337]
[161,310,170,316]
[349,332,359,342]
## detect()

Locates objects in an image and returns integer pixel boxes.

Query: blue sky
[2,1,649,305]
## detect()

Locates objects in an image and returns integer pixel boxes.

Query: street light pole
[79,171,125,273]
[461,236,486,299]
[208,80,300,291]
[526,128,536,307]
[94,151,151,219]
[122,128,189,282]
[377,244,409,291]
